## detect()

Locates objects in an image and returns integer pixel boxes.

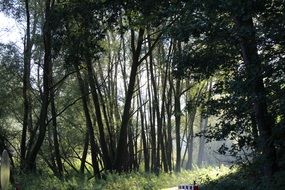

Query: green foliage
[1,0,284,187]
[0,43,22,119]
[170,0,285,167]
[202,166,285,190]
[13,165,285,189]
[17,173,91,190]
[0,43,22,150]
[16,166,233,190]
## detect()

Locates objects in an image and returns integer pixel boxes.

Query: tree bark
[24,0,54,171]
[85,56,112,171]
[146,59,157,173]
[50,85,64,178]
[148,33,168,173]
[235,13,278,177]
[21,0,32,170]
[174,79,182,172]
[80,129,89,174]
[115,28,145,172]
[138,79,150,172]
[166,87,173,172]
[74,64,101,179]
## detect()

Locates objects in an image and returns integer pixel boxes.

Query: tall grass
[15,166,234,190]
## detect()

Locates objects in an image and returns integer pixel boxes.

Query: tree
[74,64,101,179]
[21,0,32,170]
[115,27,145,171]
[169,0,285,177]
[24,0,54,171]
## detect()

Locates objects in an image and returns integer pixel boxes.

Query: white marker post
[1,150,10,190]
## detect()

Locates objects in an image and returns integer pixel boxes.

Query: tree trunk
[138,79,150,172]
[235,13,278,177]
[166,88,173,172]
[184,109,196,170]
[166,63,174,172]
[115,28,145,172]
[21,0,32,170]
[85,56,112,171]
[80,129,89,174]
[128,119,135,170]
[93,72,116,161]
[50,85,64,178]
[24,0,54,171]
[148,33,168,173]
[174,79,182,172]
[74,64,101,179]
[158,40,169,172]
[146,60,157,172]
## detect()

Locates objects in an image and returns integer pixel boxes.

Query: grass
[201,167,285,190]
[13,165,284,189]
[14,165,232,190]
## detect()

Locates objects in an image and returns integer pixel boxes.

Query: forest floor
[14,165,285,189]
[14,166,231,189]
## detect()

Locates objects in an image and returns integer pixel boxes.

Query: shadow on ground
[199,167,285,190]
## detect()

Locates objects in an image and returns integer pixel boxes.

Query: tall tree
[21,0,32,170]
[115,28,145,171]
[170,0,284,177]
[24,0,54,171]
[174,78,181,172]
[74,64,101,178]
[50,78,64,178]
[234,8,277,176]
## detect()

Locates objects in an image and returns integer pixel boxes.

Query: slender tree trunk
[21,0,32,170]
[80,129,89,174]
[165,51,174,172]
[25,0,54,171]
[185,110,196,170]
[95,75,116,161]
[146,60,157,172]
[148,34,166,174]
[115,28,145,172]
[128,119,135,170]
[174,79,181,172]
[138,79,150,172]
[166,88,173,172]
[134,105,139,170]
[158,41,169,172]
[85,56,112,171]
[50,86,64,178]
[74,64,101,179]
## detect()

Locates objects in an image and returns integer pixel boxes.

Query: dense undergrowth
[13,166,230,190]
[13,165,285,190]
[202,166,285,190]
